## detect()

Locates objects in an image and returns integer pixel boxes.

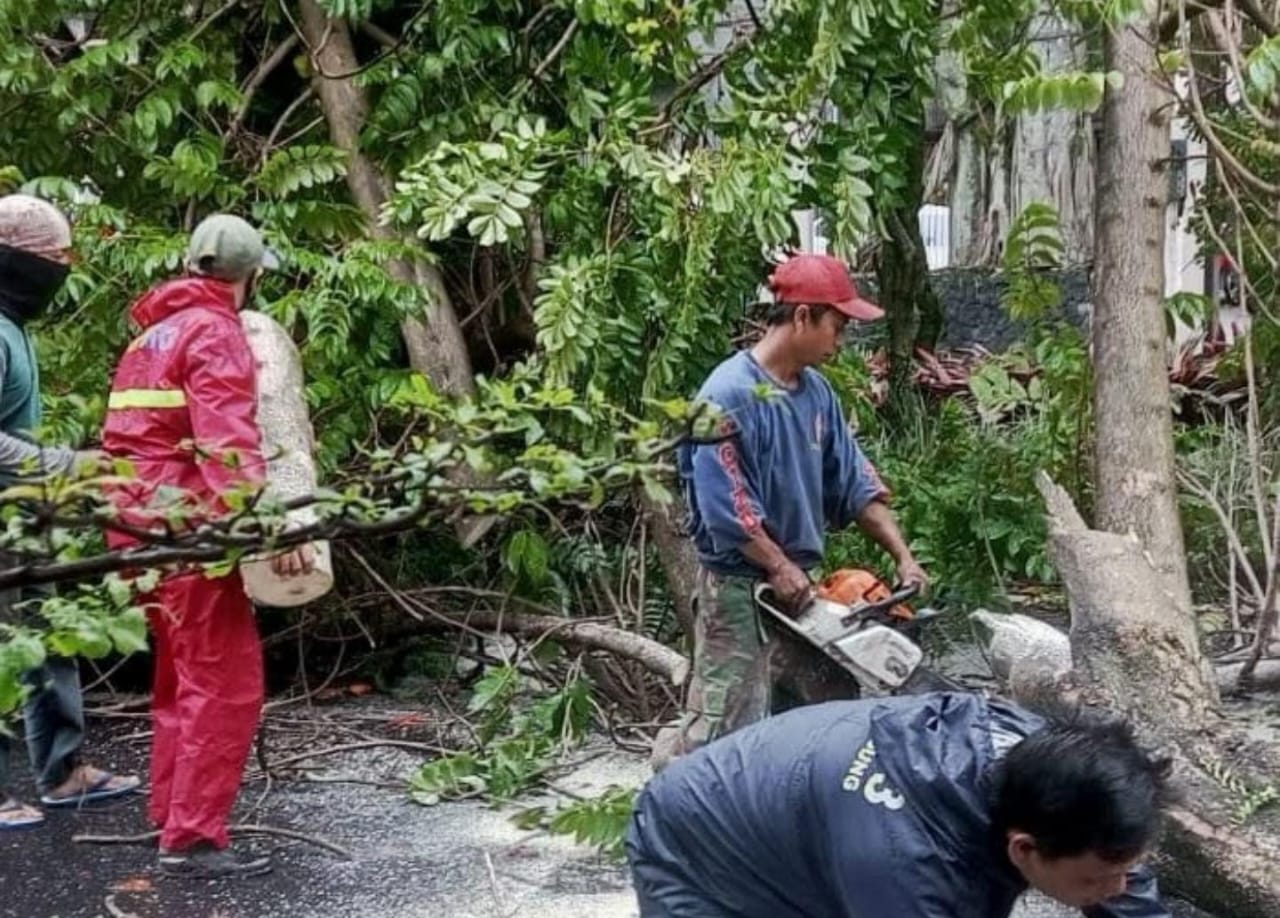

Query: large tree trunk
[297,0,474,397]
[1091,5,1191,603]
[941,1,1094,267]
[1010,6,1094,265]
[1024,475,1280,917]
[298,1,495,546]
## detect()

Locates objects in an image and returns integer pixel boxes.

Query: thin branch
[261,739,450,772]
[1176,4,1280,196]
[261,88,317,160]
[532,20,579,82]
[642,28,759,136]
[1203,8,1280,130]
[75,824,353,859]
[359,21,399,50]
[187,0,242,45]
[1178,470,1268,604]
[227,34,302,139]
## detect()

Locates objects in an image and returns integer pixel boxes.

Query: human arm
[1082,865,1171,918]
[856,500,928,589]
[820,388,926,588]
[0,341,74,479]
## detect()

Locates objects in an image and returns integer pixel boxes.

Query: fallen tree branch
[74,823,353,860]
[400,595,690,685]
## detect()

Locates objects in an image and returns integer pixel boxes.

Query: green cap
[185,214,280,282]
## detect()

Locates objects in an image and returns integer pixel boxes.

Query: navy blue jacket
[628,693,1169,917]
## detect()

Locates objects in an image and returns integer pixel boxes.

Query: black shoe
[158,842,272,879]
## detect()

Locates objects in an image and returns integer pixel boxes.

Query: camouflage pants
[653,569,859,769]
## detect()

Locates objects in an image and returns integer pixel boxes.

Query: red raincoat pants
[103,277,267,851]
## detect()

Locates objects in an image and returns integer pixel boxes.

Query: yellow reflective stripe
[108,389,188,410]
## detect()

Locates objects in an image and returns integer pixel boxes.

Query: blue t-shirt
[678,350,888,578]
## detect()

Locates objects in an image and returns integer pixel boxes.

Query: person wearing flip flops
[102,214,314,879]
[0,195,141,832]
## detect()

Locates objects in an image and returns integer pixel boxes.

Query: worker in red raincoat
[103,214,312,880]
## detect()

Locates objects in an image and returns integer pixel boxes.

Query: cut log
[239,310,334,607]
[1008,474,1280,917]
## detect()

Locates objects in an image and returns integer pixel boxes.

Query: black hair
[991,714,1175,862]
[762,301,833,327]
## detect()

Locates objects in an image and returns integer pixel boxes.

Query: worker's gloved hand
[768,561,815,616]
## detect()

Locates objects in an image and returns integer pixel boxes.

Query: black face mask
[0,244,71,324]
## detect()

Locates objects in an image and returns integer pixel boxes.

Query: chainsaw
[754,568,945,697]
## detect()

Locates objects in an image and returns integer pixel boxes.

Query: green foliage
[1245,35,1280,102]
[1001,203,1066,320]
[1199,751,1280,826]
[0,571,157,718]
[513,786,637,859]
[1001,71,1120,115]
[409,666,594,805]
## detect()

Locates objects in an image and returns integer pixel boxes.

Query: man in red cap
[663,252,926,764]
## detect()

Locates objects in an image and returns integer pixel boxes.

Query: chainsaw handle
[753,582,809,618]
[850,583,920,618]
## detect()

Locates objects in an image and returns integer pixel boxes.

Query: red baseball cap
[767,253,884,321]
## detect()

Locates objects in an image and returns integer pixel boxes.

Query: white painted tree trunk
[239,310,335,608]
[1010,7,1095,264]
[942,1,1094,266]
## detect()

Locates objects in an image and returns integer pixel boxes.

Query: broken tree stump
[1005,473,1280,916]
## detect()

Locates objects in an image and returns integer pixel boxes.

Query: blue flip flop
[40,771,141,808]
[0,799,45,830]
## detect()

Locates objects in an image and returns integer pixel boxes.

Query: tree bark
[298,1,499,546]
[941,1,1095,267]
[637,489,699,642]
[296,0,473,397]
[1024,475,1280,917]
[1091,5,1191,603]
[878,111,944,412]
[1011,5,1095,265]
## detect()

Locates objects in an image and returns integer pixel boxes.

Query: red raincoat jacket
[103,277,265,530]
[103,276,267,852]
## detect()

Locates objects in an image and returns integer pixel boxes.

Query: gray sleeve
[0,430,73,478]
[0,343,73,480]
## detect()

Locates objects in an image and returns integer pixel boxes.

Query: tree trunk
[298,1,497,546]
[1091,5,1191,603]
[878,111,944,410]
[1010,5,1094,265]
[941,1,1094,267]
[296,0,473,397]
[1025,475,1280,917]
[637,489,699,642]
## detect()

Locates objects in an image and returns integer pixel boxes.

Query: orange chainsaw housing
[816,568,914,621]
